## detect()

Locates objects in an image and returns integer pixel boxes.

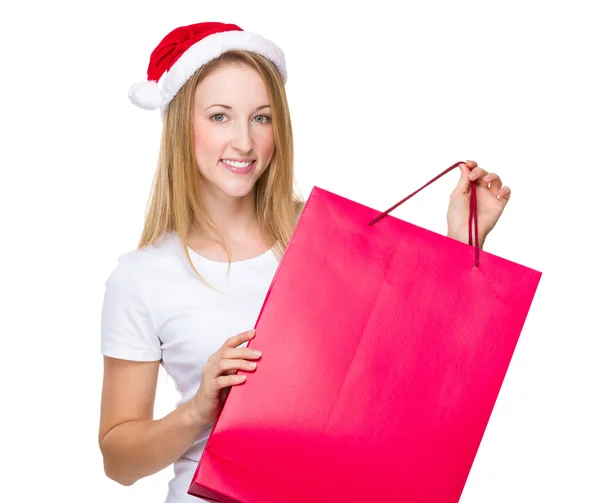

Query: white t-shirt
[100,230,280,502]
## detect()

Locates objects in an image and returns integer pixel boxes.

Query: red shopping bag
[188,162,542,503]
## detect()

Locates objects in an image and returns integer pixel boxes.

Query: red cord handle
[368,161,480,267]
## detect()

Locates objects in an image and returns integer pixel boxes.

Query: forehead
[194,63,270,107]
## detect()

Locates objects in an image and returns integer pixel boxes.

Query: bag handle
[368,161,480,267]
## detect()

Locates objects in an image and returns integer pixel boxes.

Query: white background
[1,0,598,501]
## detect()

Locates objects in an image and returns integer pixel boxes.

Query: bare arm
[98,356,212,486]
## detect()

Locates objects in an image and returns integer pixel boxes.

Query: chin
[216,177,260,199]
[198,163,267,199]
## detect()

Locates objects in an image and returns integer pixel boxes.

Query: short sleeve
[100,253,162,361]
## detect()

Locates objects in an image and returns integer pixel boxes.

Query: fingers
[206,347,261,377]
[482,172,502,189]
[202,329,262,398]
[222,346,262,361]
[460,162,511,203]
[217,358,258,373]
[205,340,262,379]
[468,167,509,192]
[208,330,259,365]
[201,366,247,399]
[483,174,511,200]
[467,166,489,183]
[215,374,247,390]
[224,329,256,348]
[202,353,258,395]
[498,185,511,200]
[472,170,511,200]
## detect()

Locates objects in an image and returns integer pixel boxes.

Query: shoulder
[104,231,183,290]
[101,240,167,361]
[116,231,181,269]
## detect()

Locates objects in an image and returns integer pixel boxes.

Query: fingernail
[468,174,475,180]
[248,362,257,368]
[252,350,262,357]
[238,375,247,381]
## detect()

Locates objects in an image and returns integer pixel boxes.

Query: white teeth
[222,160,253,168]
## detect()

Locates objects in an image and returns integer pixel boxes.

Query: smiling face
[191,63,275,200]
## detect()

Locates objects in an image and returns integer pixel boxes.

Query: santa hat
[128,22,287,119]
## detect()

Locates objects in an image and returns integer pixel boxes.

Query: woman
[98,21,511,503]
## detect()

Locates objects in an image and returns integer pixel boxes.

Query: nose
[230,121,253,154]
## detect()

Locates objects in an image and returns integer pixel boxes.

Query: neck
[191,186,260,244]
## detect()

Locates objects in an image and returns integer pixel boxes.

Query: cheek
[193,122,227,158]
[256,127,275,157]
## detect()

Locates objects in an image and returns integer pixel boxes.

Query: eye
[210,113,227,123]
[253,114,272,124]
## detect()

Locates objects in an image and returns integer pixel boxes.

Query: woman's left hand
[446,160,511,249]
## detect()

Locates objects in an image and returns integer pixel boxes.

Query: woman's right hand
[189,329,262,426]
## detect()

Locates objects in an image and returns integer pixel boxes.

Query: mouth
[220,159,256,175]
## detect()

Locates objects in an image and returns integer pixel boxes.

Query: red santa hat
[128,22,287,119]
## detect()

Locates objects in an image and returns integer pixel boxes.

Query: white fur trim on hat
[128,80,162,110]
[159,30,287,119]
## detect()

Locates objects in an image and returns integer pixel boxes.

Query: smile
[221,159,254,168]
[220,159,256,175]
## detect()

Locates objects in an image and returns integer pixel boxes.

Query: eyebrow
[204,104,271,111]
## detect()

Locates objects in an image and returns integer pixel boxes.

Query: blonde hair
[136,50,304,287]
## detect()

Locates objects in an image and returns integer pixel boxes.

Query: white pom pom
[128,81,162,110]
